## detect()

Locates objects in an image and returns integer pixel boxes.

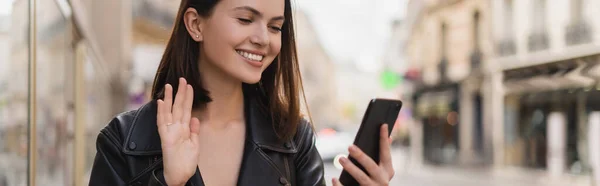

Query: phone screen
[339,98,402,185]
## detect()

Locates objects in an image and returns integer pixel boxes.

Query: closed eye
[270,26,282,32]
[238,18,252,24]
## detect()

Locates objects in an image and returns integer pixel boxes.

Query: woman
[89,0,395,185]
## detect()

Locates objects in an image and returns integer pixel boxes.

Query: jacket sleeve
[89,117,168,186]
[294,120,326,186]
[88,127,130,186]
[89,119,168,186]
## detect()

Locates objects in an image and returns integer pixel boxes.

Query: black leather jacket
[89,97,326,186]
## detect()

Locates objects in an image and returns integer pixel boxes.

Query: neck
[192,60,245,127]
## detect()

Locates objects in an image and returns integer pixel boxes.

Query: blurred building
[405,0,600,183]
[0,0,134,185]
[403,0,493,166]
[381,14,418,146]
[489,0,600,183]
[130,0,178,110]
[295,11,340,129]
[387,0,420,165]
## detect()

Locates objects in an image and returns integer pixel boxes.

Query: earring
[196,35,199,38]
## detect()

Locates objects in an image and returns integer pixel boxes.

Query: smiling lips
[236,50,265,67]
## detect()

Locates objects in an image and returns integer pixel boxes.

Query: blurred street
[325,147,590,186]
[2,0,600,185]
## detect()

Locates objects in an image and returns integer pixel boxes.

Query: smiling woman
[88,0,394,185]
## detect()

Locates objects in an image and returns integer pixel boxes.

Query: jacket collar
[121,92,298,156]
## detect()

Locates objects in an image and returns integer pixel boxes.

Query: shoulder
[97,101,157,148]
[290,118,326,185]
[96,108,140,147]
[293,118,317,151]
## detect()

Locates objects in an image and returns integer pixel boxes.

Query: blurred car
[315,127,355,162]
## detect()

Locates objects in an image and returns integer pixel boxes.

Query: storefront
[414,83,460,164]
[502,58,600,175]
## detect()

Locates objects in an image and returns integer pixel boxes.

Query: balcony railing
[496,38,516,56]
[527,32,549,52]
[565,21,592,46]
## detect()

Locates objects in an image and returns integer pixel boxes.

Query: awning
[504,61,597,94]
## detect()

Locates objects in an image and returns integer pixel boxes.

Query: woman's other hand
[332,124,395,186]
[157,78,202,186]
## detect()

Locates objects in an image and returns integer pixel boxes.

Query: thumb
[332,178,343,186]
[190,117,201,138]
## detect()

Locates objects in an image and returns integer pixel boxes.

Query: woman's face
[196,0,285,84]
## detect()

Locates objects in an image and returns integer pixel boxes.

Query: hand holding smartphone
[337,98,402,186]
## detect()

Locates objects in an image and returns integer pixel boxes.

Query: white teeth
[237,50,264,61]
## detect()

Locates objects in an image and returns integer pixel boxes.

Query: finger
[172,78,187,124]
[332,178,343,186]
[190,117,201,144]
[348,145,381,178]
[339,157,371,185]
[380,124,394,177]
[156,99,165,133]
[163,84,174,124]
[182,84,194,128]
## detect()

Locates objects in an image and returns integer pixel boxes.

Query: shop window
[0,0,30,185]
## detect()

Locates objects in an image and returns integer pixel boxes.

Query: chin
[236,73,262,84]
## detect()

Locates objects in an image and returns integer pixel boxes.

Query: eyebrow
[233,6,285,21]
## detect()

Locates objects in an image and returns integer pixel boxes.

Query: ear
[183,8,205,42]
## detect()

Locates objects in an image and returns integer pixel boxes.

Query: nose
[249,26,269,47]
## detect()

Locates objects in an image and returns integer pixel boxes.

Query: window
[528,0,549,51]
[498,0,516,56]
[565,0,591,45]
[439,23,448,80]
[441,23,447,58]
[0,0,30,185]
[0,0,105,185]
[471,11,483,68]
[570,0,583,23]
[504,0,513,38]
[532,0,546,32]
[473,11,480,50]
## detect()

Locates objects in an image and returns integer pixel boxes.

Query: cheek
[264,38,281,68]
[205,21,244,58]
[223,26,247,49]
[270,36,282,57]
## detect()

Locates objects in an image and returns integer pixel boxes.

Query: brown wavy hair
[151,0,305,141]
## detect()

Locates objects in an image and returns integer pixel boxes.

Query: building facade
[489,0,600,183]
[403,0,493,166]
[295,11,340,129]
[403,0,600,184]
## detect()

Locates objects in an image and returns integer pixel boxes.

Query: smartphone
[339,98,402,186]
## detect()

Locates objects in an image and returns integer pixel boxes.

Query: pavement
[1,147,594,186]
